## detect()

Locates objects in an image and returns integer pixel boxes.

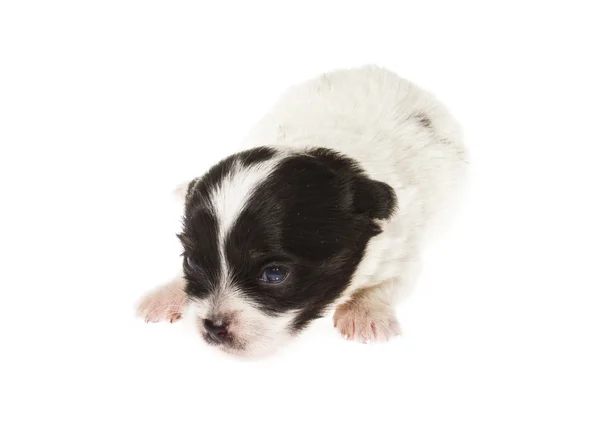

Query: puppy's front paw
[333,302,400,343]
[136,283,188,323]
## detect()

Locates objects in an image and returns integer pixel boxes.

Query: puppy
[136,65,467,357]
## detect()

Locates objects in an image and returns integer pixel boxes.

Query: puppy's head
[178,147,396,357]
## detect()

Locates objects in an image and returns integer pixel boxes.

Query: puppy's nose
[203,319,229,342]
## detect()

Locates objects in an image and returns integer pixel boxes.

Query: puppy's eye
[259,266,289,284]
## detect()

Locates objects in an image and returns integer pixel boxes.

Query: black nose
[203,319,229,342]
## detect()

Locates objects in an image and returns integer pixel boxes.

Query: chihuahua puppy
[136,65,466,357]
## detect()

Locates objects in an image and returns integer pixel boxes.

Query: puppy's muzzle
[203,318,229,344]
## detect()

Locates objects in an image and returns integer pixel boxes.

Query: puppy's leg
[136,274,189,323]
[333,282,401,343]
[334,259,420,343]
[135,179,194,323]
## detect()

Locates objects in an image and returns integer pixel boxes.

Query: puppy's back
[244,65,466,229]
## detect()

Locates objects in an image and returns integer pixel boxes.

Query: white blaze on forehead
[210,158,280,276]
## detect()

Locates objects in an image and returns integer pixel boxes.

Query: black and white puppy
[137,65,467,357]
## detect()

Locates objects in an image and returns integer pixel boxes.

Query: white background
[1,1,599,427]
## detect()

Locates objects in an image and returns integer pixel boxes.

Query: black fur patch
[306,148,397,219]
[415,113,432,129]
[238,146,277,166]
[178,147,397,332]
[179,209,220,297]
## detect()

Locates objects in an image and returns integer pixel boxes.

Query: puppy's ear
[352,176,397,220]
[173,180,190,202]
[173,178,198,203]
[307,147,397,220]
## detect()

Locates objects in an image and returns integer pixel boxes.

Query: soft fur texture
[136,65,467,358]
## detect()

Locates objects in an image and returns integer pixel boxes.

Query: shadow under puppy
[137,65,467,358]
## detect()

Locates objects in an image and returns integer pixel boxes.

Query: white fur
[137,65,466,352]
[205,159,280,251]
[245,67,465,283]
[242,65,466,342]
